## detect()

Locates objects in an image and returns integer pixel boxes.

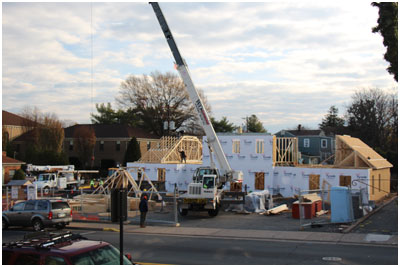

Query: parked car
[2,199,72,231]
[2,231,133,265]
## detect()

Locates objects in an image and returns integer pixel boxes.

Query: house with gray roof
[275,126,334,164]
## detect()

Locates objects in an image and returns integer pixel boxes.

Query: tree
[20,106,64,153]
[211,116,236,133]
[73,125,96,169]
[372,2,398,81]
[124,137,141,166]
[116,71,211,136]
[244,115,266,133]
[17,106,67,165]
[319,106,345,135]
[13,169,25,180]
[91,103,141,126]
[345,88,395,150]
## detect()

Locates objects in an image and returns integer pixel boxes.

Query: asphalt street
[2,228,397,265]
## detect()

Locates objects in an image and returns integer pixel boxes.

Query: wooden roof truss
[92,167,162,200]
[138,135,202,164]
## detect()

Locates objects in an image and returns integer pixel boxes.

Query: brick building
[2,151,25,184]
[63,124,160,170]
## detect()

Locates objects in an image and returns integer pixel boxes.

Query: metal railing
[297,188,367,230]
[2,185,180,227]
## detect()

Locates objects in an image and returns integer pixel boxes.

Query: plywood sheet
[335,135,392,170]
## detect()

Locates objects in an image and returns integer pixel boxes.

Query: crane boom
[150,2,241,183]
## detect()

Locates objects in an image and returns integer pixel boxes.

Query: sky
[2,1,397,134]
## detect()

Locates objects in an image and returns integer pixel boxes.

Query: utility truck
[27,165,97,194]
[150,2,245,216]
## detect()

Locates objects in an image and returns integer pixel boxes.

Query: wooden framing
[273,136,299,166]
[92,167,162,200]
[138,136,202,164]
[334,135,392,201]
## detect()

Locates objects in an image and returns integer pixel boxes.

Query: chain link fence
[2,186,180,226]
[297,187,369,230]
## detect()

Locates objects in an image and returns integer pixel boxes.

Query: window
[69,140,74,151]
[321,139,328,148]
[52,202,70,210]
[100,141,104,151]
[116,141,121,151]
[157,168,166,182]
[309,174,320,190]
[232,140,240,154]
[15,253,40,264]
[24,201,35,211]
[372,175,375,194]
[16,144,20,152]
[379,174,381,192]
[255,172,265,190]
[3,131,9,144]
[45,256,67,265]
[304,138,310,148]
[37,200,48,211]
[340,176,351,187]
[256,140,264,154]
[12,202,25,211]
[9,170,15,177]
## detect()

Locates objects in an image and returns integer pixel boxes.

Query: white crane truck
[150,2,245,216]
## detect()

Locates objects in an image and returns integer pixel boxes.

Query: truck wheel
[208,207,219,217]
[43,187,50,195]
[178,207,188,216]
[32,219,44,231]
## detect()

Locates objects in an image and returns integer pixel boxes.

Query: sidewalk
[68,221,397,247]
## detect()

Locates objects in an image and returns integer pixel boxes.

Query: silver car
[2,199,72,231]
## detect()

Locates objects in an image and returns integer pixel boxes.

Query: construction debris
[263,204,288,215]
[316,210,329,216]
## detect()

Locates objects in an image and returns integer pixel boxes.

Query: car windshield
[38,174,51,182]
[71,245,131,265]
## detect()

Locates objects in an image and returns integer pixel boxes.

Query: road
[3,228,397,265]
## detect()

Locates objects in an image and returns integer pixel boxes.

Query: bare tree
[116,71,211,136]
[20,106,64,153]
[73,125,96,169]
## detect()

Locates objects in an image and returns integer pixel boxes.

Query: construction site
[36,3,394,227]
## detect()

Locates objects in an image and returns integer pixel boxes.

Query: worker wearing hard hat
[139,194,149,228]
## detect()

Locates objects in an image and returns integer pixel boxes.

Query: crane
[150,2,244,216]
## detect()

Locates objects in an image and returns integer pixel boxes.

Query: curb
[343,195,398,234]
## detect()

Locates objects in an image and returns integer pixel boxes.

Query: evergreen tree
[13,169,26,180]
[319,106,345,135]
[245,115,267,133]
[372,2,398,81]
[124,137,141,165]
[210,116,236,133]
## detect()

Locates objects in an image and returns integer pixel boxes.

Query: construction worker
[179,150,186,163]
[99,179,104,187]
[90,179,95,190]
[139,194,148,228]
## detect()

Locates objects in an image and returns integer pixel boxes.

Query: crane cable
[90,2,94,115]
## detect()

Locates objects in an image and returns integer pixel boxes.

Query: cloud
[2,2,397,132]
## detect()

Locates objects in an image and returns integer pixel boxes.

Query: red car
[2,231,133,265]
